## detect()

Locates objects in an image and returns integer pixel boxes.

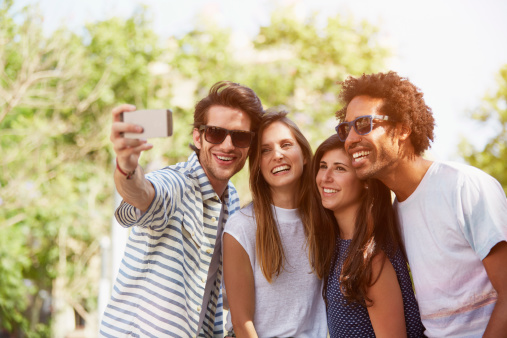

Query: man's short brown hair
[191,81,264,155]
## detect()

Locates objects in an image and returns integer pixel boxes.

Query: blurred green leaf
[459,64,507,194]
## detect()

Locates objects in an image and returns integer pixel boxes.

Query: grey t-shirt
[223,204,328,337]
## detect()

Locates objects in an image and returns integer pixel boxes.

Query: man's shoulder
[148,153,201,180]
[417,161,505,208]
[169,152,201,175]
[431,161,498,186]
[226,180,239,198]
[433,160,486,174]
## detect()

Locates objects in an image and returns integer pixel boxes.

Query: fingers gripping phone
[121,109,173,139]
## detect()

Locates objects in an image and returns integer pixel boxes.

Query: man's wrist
[116,158,136,179]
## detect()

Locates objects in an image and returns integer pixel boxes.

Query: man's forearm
[482,241,507,338]
[114,165,155,212]
[483,297,507,337]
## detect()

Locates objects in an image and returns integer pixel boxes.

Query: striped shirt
[99,152,240,337]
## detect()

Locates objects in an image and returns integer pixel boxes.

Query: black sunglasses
[199,125,255,148]
[335,115,391,142]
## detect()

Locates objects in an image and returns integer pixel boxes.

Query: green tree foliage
[246,7,388,145]
[0,1,161,335]
[0,1,388,335]
[165,5,388,198]
[459,65,507,194]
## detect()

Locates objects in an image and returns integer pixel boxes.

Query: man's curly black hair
[336,71,435,156]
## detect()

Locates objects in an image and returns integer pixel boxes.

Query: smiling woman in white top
[223,111,328,338]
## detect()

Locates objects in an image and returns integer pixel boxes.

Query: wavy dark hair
[190,81,264,155]
[336,71,435,156]
[249,110,323,282]
[313,134,405,306]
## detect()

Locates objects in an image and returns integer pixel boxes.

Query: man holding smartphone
[99,81,264,337]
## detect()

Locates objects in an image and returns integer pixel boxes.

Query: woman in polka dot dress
[312,135,425,337]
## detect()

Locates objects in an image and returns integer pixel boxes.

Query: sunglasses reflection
[335,115,391,141]
[200,125,255,148]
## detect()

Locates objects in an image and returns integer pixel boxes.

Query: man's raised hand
[110,104,153,172]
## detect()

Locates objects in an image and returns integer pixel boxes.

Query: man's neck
[198,160,228,199]
[379,156,433,202]
[210,181,227,200]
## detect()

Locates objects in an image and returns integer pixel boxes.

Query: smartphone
[121,109,173,139]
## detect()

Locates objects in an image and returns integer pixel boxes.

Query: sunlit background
[16,0,507,161]
[1,0,506,336]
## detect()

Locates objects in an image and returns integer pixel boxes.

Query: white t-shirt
[223,204,328,338]
[394,161,507,337]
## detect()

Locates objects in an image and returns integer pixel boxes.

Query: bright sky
[16,0,507,161]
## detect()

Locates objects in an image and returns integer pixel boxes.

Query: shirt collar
[186,152,228,202]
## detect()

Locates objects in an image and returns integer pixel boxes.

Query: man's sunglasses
[199,125,255,148]
[335,115,391,142]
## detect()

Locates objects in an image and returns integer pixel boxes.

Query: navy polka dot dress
[326,238,425,337]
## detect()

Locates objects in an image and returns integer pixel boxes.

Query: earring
[365,185,368,190]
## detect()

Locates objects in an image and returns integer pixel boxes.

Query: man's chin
[355,165,375,180]
[211,167,240,182]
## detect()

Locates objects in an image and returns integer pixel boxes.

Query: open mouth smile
[215,154,236,163]
[272,164,291,174]
[352,150,371,162]
[323,188,338,194]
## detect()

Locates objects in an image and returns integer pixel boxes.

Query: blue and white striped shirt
[99,153,240,337]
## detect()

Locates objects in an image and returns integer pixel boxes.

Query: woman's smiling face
[260,121,306,195]
[316,148,364,213]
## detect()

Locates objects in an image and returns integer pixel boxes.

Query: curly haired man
[335,71,507,337]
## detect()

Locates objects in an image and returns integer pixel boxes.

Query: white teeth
[353,151,370,159]
[217,155,233,161]
[272,165,290,174]
[323,188,338,193]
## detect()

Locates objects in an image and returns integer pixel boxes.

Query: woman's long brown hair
[249,110,324,283]
[312,134,405,306]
